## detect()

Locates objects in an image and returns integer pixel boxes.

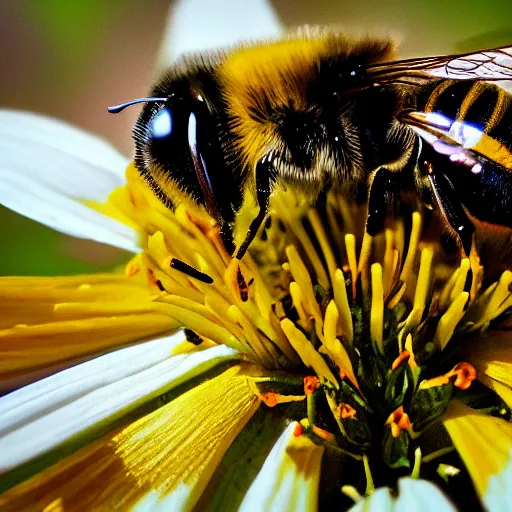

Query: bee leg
[235,157,276,260]
[220,223,236,256]
[170,258,214,284]
[426,168,475,257]
[366,167,397,236]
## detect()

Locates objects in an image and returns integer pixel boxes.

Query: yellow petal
[0,342,239,475]
[0,365,259,511]
[443,400,512,503]
[0,274,179,390]
[238,422,324,512]
[464,329,512,407]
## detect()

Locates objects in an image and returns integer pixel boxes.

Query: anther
[391,350,411,371]
[386,406,411,438]
[450,362,477,390]
[339,403,357,420]
[304,376,320,395]
[293,423,304,437]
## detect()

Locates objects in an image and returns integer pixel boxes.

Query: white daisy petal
[239,421,324,512]
[158,0,282,65]
[0,333,183,432]
[0,169,139,252]
[485,453,512,512]
[0,337,239,474]
[349,478,456,512]
[0,110,138,251]
[0,110,128,196]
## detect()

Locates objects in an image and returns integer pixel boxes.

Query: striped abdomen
[417,80,512,227]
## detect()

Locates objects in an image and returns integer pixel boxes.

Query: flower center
[113,163,512,505]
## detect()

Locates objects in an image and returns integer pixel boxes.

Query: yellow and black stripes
[420,79,512,159]
[417,79,512,229]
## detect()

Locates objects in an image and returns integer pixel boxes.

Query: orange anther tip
[339,403,357,420]
[304,376,320,395]
[260,392,278,407]
[293,423,304,437]
[386,406,411,438]
[451,362,477,390]
[391,350,410,371]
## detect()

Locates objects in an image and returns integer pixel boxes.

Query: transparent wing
[367,46,512,86]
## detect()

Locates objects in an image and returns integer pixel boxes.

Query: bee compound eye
[150,107,173,139]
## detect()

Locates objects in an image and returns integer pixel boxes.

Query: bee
[109,33,512,280]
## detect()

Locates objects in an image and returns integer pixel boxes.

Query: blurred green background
[1,0,511,276]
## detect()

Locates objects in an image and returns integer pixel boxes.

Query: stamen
[332,269,354,345]
[404,334,418,373]
[450,362,477,390]
[280,319,339,387]
[341,486,363,503]
[272,193,329,288]
[434,291,469,350]
[339,403,357,419]
[358,233,373,295]
[344,234,358,299]
[259,392,306,407]
[386,406,411,438]
[418,374,451,390]
[308,210,338,278]
[382,228,396,295]
[293,423,304,437]
[304,376,320,395]
[407,246,434,329]
[370,263,384,352]
[392,350,411,371]
[400,211,422,284]
[322,300,358,388]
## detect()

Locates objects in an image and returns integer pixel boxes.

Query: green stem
[363,455,375,495]
[307,392,316,425]
[411,447,422,478]
[310,437,363,461]
[422,446,455,463]
[251,376,304,386]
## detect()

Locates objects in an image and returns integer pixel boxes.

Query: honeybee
[109,33,512,278]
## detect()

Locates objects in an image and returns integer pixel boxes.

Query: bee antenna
[107,97,168,114]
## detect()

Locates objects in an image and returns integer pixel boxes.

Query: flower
[1,2,512,511]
